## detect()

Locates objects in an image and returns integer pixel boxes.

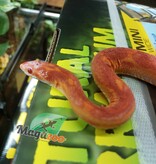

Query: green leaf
[0,9,9,35]
[32,0,39,4]
[0,0,20,12]
[0,0,11,6]
[0,42,9,56]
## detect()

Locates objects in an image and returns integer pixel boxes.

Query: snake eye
[28,68,32,74]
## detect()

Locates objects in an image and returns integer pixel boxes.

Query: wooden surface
[38,0,65,8]
[38,0,156,8]
[126,0,156,7]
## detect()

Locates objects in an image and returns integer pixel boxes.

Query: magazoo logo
[16,113,66,143]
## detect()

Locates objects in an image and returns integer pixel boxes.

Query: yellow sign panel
[121,11,156,55]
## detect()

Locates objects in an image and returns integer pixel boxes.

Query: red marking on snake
[20,47,156,129]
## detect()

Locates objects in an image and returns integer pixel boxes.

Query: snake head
[20,59,73,90]
[20,59,45,78]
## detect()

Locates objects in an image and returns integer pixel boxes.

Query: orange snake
[20,47,156,129]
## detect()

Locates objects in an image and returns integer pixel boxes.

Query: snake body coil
[20,47,156,129]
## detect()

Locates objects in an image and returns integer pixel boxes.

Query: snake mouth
[20,62,33,76]
[20,63,25,72]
